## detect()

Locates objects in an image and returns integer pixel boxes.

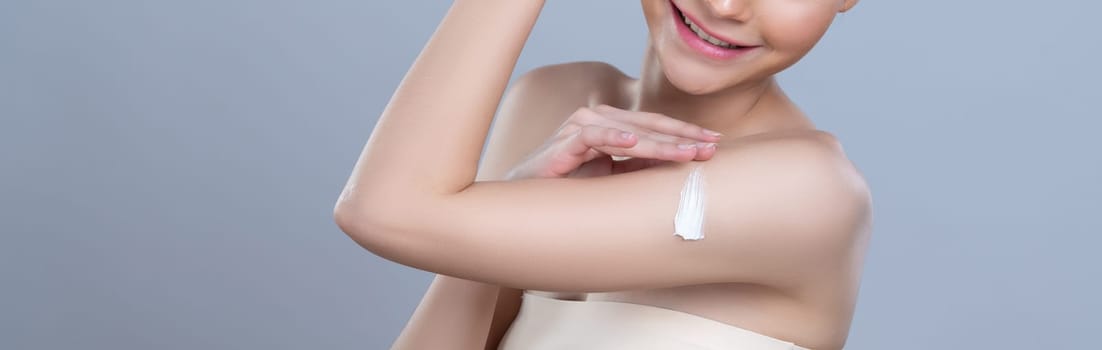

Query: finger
[566,106,713,149]
[593,104,723,142]
[617,134,717,161]
[626,130,717,161]
[692,141,718,161]
[558,125,637,164]
[577,124,637,152]
[595,135,701,162]
[612,137,714,161]
[633,129,717,155]
[569,115,702,147]
[562,118,715,163]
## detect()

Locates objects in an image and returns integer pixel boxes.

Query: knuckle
[568,112,595,126]
[570,107,597,124]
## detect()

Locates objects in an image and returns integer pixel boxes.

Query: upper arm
[353,133,872,292]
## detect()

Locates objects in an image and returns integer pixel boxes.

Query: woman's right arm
[388,88,541,350]
[387,63,570,350]
[389,59,590,349]
[391,63,720,350]
[387,114,531,350]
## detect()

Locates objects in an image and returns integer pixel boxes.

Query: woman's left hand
[505,104,721,180]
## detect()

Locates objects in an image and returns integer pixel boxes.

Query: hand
[505,104,722,180]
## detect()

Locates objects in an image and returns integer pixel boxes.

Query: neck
[627,44,803,138]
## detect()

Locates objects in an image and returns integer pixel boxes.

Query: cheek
[640,0,664,33]
[759,5,837,58]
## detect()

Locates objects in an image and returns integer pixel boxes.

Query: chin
[661,61,729,95]
[657,48,779,96]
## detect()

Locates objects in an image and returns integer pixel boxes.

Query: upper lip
[673,1,756,47]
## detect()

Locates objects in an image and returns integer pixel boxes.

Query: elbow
[332,187,406,254]
[332,202,359,235]
[333,201,379,248]
[333,182,394,247]
[333,196,423,261]
[333,183,444,263]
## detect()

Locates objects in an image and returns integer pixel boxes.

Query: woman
[334,0,871,349]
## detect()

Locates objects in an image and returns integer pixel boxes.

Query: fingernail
[699,142,717,149]
[703,129,724,137]
[678,143,698,150]
[620,132,634,140]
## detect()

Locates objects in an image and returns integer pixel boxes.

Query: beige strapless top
[498,292,811,350]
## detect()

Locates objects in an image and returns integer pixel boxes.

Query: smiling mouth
[671,2,750,50]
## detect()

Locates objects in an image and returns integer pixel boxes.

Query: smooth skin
[334,0,870,349]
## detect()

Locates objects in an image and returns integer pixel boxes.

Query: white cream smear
[674,164,706,240]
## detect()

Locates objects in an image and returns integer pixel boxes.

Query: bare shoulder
[713,128,872,275]
[505,61,630,111]
[514,60,629,88]
[747,128,869,215]
[725,128,869,198]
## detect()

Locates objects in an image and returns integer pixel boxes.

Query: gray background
[2,1,1099,349]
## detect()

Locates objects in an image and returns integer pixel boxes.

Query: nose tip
[704,0,751,21]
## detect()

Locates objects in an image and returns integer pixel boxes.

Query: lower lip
[670,1,757,61]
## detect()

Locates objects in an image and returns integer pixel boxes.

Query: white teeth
[681,13,737,49]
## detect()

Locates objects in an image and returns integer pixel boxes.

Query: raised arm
[386,59,726,349]
[334,0,870,292]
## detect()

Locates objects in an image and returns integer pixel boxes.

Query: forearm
[390,275,501,350]
[337,0,546,213]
